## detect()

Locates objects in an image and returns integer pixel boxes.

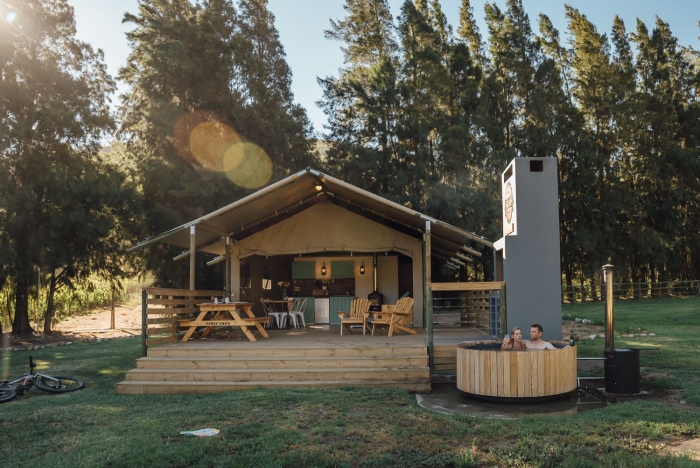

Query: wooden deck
[115,327,490,395]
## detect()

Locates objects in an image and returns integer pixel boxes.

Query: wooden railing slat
[145,288,222,297]
[146,307,199,315]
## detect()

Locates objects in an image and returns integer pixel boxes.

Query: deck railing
[428,282,506,336]
[141,288,222,356]
[427,282,506,372]
[561,280,700,303]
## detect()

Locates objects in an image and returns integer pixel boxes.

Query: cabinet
[292,261,315,279]
[329,296,353,324]
[331,261,354,279]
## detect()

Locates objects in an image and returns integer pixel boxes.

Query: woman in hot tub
[501,326,527,350]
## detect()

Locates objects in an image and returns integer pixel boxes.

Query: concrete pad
[416,383,606,419]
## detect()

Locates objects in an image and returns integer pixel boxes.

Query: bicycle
[0,356,84,403]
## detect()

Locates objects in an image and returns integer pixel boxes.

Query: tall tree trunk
[12,277,32,334]
[43,271,57,334]
[591,275,598,301]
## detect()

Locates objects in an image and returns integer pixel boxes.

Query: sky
[67,0,700,138]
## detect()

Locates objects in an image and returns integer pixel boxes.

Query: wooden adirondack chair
[371,297,415,337]
[338,298,371,335]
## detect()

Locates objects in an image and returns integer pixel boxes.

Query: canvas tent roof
[128,168,492,264]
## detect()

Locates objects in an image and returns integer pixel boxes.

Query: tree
[318,0,700,285]
[0,0,135,333]
[318,0,399,195]
[120,0,316,288]
[457,0,485,67]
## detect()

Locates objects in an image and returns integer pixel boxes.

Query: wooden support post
[603,265,614,352]
[110,287,115,330]
[225,236,231,296]
[141,289,148,357]
[189,225,196,290]
[424,220,433,372]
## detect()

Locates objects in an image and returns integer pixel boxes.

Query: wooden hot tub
[456,340,577,401]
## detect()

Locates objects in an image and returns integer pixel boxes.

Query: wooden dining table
[179,302,271,342]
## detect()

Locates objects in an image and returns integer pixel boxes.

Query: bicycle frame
[3,357,58,393]
[1,356,84,401]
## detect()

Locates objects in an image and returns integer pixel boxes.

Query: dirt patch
[562,320,605,341]
[660,437,700,461]
[2,304,142,348]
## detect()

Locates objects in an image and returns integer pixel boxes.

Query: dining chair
[289,298,307,328]
[260,299,281,329]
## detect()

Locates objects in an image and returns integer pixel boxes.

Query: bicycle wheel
[0,386,17,403]
[35,375,84,393]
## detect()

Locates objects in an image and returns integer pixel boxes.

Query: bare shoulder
[544,341,556,349]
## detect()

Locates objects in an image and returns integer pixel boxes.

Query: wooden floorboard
[115,327,489,395]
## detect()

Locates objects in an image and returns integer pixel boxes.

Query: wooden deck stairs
[115,343,430,394]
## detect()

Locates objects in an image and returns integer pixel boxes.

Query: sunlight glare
[189,121,241,171]
[173,110,238,168]
[5,11,18,23]
[223,142,272,189]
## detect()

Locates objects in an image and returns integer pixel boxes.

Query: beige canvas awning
[236,203,418,259]
[128,168,492,263]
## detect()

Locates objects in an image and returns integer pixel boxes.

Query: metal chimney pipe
[603,264,614,352]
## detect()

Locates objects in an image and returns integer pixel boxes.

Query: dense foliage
[319,0,700,286]
[0,0,139,333]
[118,0,318,289]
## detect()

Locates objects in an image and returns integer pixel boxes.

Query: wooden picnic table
[179,302,270,342]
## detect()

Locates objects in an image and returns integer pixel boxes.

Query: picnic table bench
[179,302,270,342]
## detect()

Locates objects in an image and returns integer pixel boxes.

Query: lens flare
[189,121,241,171]
[223,142,272,189]
[173,111,239,169]
[173,111,272,187]
[5,11,18,23]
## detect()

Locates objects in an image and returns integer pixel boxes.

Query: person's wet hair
[531,324,543,334]
[510,326,521,335]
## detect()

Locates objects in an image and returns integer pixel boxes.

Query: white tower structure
[493,158,562,340]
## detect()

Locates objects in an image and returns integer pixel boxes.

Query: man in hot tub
[524,324,556,350]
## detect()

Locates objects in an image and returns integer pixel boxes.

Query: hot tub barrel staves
[456,341,577,399]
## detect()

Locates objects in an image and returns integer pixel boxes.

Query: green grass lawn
[567,295,700,406]
[1,297,699,467]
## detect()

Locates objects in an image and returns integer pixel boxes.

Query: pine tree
[235,0,316,175]
[325,0,397,70]
[0,0,135,332]
[564,6,623,287]
[457,0,485,67]
[629,17,694,283]
[319,0,400,195]
[120,0,316,287]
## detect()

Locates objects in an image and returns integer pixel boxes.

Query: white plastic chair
[260,299,281,329]
[289,298,307,329]
[276,300,294,329]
